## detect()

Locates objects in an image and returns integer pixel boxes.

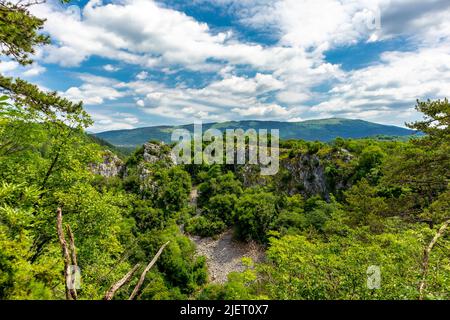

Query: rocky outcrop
[236,148,354,199]
[131,142,176,194]
[281,149,354,198]
[90,150,124,177]
[282,153,327,197]
[142,142,175,165]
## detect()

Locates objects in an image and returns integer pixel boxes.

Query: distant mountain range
[94,118,418,147]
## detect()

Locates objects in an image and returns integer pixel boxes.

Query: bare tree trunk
[128,241,170,300]
[56,208,72,300]
[66,224,78,300]
[419,219,450,300]
[104,264,141,300]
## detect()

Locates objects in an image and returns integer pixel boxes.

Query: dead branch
[419,219,450,300]
[66,224,78,300]
[66,224,77,266]
[104,264,141,300]
[128,241,170,300]
[56,207,72,300]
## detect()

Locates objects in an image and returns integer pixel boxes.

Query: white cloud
[276,91,310,104]
[31,0,252,69]
[103,64,120,72]
[22,64,46,77]
[61,74,127,105]
[27,0,450,128]
[29,0,340,124]
[136,71,148,80]
[32,1,332,74]
[287,117,304,122]
[0,60,45,78]
[232,103,288,117]
[90,111,140,132]
[204,0,382,48]
[122,72,298,122]
[311,45,450,124]
[0,61,19,73]
[203,0,450,48]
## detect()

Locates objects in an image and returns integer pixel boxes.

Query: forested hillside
[1,0,449,301]
[1,90,450,299]
[95,118,417,147]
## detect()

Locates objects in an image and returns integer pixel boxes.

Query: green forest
[1,1,450,301]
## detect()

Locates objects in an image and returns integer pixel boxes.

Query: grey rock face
[282,149,354,198]
[237,148,354,199]
[90,151,124,177]
[282,154,327,197]
[133,142,176,195]
[142,142,175,165]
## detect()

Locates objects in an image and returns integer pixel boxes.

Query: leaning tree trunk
[418,219,450,300]
[66,224,78,299]
[128,241,170,300]
[56,208,78,300]
[104,264,141,300]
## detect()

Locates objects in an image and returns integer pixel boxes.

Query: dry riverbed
[188,230,265,284]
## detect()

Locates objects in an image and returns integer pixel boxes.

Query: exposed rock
[238,164,269,188]
[90,151,124,177]
[127,142,177,195]
[189,230,265,284]
[137,163,158,194]
[236,148,354,199]
[142,142,174,165]
[282,153,327,197]
[185,189,264,283]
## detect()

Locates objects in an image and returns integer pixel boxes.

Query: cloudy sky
[2,0,450,132]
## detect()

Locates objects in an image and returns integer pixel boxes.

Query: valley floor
[188,187,264,283]
[189,230,265,284]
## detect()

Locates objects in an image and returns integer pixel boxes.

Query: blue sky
[2,0,450,132]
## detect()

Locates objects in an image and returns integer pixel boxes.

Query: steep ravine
[91,142,354,283]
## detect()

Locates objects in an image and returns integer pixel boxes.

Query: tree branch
[418,219,450,300]
[56,207,72,300]
[104,264,141,300]
[66,224,78,300]
[128,241,170,300]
